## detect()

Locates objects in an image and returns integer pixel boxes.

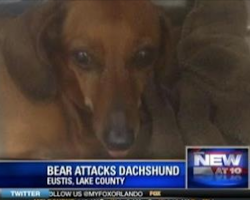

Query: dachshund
[0,0,184,159]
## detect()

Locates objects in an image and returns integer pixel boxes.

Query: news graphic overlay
[0,161,185,189]
[187,147,249,188]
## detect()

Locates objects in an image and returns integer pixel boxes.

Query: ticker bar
[1,189,250,199]
[44,189,250,198]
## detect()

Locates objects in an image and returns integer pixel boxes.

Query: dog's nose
[105,128,134,151]
[104,111,135,151]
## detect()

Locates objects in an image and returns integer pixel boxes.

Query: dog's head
[4,0,173,158]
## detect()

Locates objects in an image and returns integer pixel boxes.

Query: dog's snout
[104,111,135,151]
[105,128,134,151]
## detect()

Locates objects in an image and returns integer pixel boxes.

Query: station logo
[186,147,249,188]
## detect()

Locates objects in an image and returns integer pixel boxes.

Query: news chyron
[187,147,249,188]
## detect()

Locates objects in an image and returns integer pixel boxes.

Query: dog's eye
[132,48,156,68]
[72,51,92,69]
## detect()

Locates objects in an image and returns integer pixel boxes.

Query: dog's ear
[155,11,180,89]
[40,3,88,111]
[3,1,60,101]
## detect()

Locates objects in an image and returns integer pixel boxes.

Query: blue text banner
[0,161,185,188]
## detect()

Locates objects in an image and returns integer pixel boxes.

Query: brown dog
[0,0,183,159]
